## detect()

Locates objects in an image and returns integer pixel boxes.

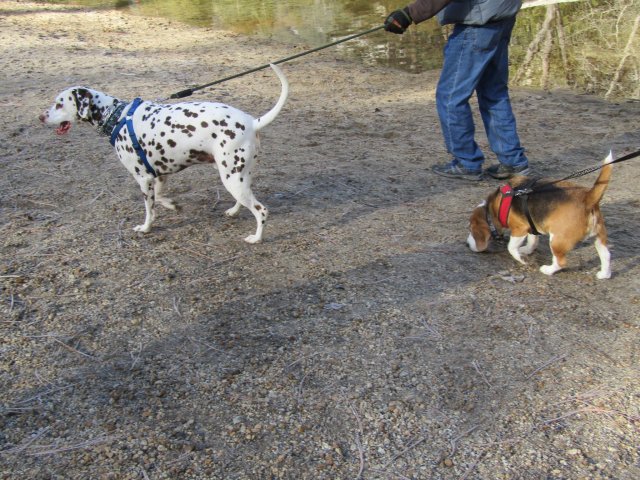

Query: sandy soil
[1,2,639,479]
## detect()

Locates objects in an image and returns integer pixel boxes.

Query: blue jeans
[436,17,527,172]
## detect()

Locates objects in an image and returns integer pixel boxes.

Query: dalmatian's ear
[71,88,95,123]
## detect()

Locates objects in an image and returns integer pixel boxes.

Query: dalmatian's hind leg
[219,172,268,243]
[225,201,242,218]
[154,176,178,211]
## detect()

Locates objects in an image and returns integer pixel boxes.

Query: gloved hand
[384,7,413,34]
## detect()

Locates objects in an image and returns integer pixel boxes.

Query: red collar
[497,184,514,228]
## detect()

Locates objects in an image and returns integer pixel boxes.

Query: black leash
[513,148,640,196]
[163,25,385,101]
[555,148,640,182]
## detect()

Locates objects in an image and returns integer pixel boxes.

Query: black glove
[384,7,413,34]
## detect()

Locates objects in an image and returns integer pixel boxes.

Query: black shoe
[484,163,530,179]
[432,161,483,181]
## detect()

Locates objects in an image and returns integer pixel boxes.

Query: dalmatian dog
[39,64,288,243]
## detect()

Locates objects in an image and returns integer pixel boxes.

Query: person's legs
[435,23,505,173]
[476,18,529,172]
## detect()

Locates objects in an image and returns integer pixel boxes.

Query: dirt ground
[1,2,639,479]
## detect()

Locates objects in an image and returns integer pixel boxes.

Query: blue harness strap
[109,98,157,177]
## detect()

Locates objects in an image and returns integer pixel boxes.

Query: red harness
[497,184,514,228]
[496,182,542,235]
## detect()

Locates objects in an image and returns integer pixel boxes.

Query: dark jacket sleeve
[407,0,453,24]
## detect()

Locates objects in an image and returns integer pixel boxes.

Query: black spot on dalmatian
[188,150,215,164]
[201,121,208,128]
[224,129,236,139]
[220,119,228,127]
[167,139,176,148]
[235,122,245,130]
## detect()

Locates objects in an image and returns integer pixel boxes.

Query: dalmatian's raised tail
[254,64,289,132]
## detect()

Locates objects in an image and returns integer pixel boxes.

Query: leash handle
[171,88,194,100]
[167,24,385,100]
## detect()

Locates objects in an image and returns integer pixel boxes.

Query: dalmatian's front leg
[134,176,156,233]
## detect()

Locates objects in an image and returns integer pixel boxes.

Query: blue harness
[109,98,157,177]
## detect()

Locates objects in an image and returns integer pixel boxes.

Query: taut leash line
[513,148,640,196]
[556,148,640,182]
[164,25,385,101]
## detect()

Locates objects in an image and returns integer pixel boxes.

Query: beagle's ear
[468,205,491,252]
[72,88,95,122]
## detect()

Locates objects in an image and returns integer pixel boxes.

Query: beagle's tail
[585,151,614,208]
[253,64,289,132]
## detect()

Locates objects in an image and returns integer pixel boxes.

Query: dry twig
[472,360,492,388]
[350,403,366,479]
[22,434,122,456]
[384,435,428,468]
[449,425,480,457]
[51,337,95,359]
[525,353,567,380]
[605,14,640,98]
[458,450,488,480]
[1,427,51,455]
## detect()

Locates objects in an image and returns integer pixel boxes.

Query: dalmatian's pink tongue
[56,121,71,135]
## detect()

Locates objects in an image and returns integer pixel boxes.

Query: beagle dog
[467,152,614,279]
